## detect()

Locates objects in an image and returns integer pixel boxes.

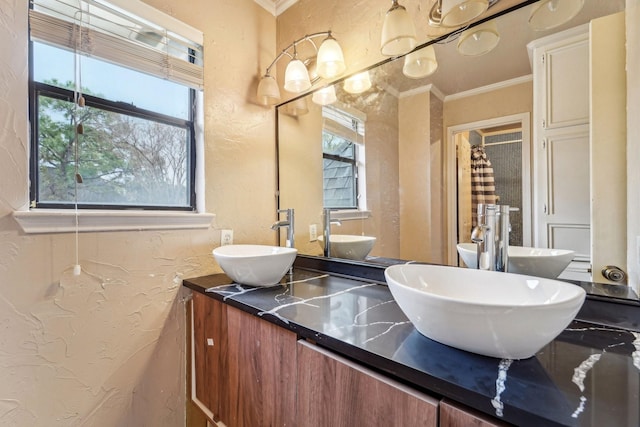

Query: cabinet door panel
[192,292,228,421]
[297,340,438,427]
[543,38,589,129]
[226,306,297,427]
[440,400,510,427]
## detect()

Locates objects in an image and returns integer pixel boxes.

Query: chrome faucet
[322,208,341,257]
[271,208,295,248]
[471,204,510,272]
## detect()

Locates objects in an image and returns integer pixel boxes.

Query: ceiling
[381,0,626,96]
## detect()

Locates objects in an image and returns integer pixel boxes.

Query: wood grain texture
[186,298,209,427]
[440,400,511,427]
[226,305,297,427]
[192,293,229,422]
[296,340,438,427]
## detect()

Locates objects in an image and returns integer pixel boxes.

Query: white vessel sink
[456,242,575,279]
[384,264,586,359]
[212,244,297,287]
[317,234,376,260]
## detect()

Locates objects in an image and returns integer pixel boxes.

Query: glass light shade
[440,0,489,27]
[312,86,337,106]
[528,0,584,31]
[343,71,372,94]
[380,1,417,56]
[287,96,309,116]
[317,36,346,79]
[256,74,281,106]
[284,58,312,93]
[402,45,438,79]
[457,20,500,56]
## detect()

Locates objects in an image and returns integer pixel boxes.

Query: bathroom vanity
[184,258,640,427]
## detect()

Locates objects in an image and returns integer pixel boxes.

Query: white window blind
[29,0,204,89]
[322,105,365,141]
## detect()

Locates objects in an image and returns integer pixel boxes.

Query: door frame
[445,113,531,265]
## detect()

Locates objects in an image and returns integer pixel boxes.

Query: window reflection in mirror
[322,106,366,211]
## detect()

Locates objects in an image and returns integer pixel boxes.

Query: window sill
[13,209,215,234]
[329,210,371,221]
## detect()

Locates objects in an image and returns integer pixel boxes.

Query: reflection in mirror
[277,0,636,298]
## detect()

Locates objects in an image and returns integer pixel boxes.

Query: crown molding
[444,74,533,102]
[254,0,298,16]
[399,83,445,101]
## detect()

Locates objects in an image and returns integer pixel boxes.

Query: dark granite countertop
[183,265,640,427]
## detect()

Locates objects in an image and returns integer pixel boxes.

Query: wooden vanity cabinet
[225,303,297,426]
[440,400,510,427]
[193,292,508,427]
[191,292,297,426]
[192,291,228,420]
[296,340,438,427]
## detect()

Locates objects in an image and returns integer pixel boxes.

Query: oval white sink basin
[456,242,575,279]
[212,244,297,287]
[384,264,586,359]
[317,234,376,260]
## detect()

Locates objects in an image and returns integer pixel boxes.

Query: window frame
[322,131,359,210]
[28,41,198,211]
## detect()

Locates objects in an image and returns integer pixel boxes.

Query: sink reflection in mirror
[456,242,575,279]
[317,234,376,261]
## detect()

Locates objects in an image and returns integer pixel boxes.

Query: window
[322,133,357,208]
[28,0,203,210]
[322,106,366,210]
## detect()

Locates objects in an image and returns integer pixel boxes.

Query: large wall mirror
[277,0,637,300]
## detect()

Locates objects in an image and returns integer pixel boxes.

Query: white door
[531,28,591,279]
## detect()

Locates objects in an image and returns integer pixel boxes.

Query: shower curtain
[470,145,497,227]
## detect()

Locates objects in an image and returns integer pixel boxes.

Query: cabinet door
[440,400,510,427]
[534,126,591,260]
[297,340,438,427]
[539,37,589,129]
[192,292,229,422]
[226,305,297,427]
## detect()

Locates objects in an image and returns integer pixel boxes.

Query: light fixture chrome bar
[263,31,332,76]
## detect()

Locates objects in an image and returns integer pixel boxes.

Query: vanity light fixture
[291,96,309,116]
[312,85,337,106]
[442,0,489,27]
[283,46,312,93]
[456,20,500,56]
[429,0,490,28]
[343,71,372,94]
[257,30,346,105]
[256,73,281,106]
[402,45,438,78]
[316,31,346,79]
[528,0,584,31]
[381,0,417,56]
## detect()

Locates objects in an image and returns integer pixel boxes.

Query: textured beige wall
[443,81,533,130]
[362,92,401,259]
[0,0,276,425]
[278,99,324,256]
[399,92,432,261]
[429,94,445,263]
